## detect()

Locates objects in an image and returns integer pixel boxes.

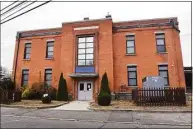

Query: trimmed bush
[99,72,110,95]
[97,91,111,106]
[98,72,111,106]
[57,73,68,101]
[41,94,51,104]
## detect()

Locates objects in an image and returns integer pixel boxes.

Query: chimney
[105,12,111,18]
[84,17,89,20]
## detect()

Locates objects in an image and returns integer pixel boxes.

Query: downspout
[13,32,21,88]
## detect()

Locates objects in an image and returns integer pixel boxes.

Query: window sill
[45,57,54,60]
[23,59,31,61]
[156,52,168,54]
[125,53,136,56]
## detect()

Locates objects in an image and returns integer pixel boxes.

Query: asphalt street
[1,107,191,128]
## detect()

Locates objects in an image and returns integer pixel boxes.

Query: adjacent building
[12,15,186,100]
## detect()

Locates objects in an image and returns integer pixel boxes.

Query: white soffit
[74,26,99,30]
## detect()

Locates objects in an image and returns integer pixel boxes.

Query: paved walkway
[51,101,90,110]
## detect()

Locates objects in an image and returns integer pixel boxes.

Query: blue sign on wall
[75,66,95,73]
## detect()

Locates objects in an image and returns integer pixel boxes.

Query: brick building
[12,15,186,100]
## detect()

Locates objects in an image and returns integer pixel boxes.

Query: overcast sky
[1,1,192,71]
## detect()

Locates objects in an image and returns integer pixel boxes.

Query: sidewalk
[51,101,90,110]
[89,100,192,113]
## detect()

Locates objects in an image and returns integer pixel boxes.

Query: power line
[1,0,37,22]
[1,0,52,25]
[0,0,19,12]
[1,0,28,16]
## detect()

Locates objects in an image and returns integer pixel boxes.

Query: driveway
[50,101,90,110]
[1,107,191,128]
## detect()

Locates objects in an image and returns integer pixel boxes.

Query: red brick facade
[12,16,186,100]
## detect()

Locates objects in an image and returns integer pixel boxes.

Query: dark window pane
[126,35,135,40]
[157,45,166,52]
[78,38,86,43]
[127,40,134,47]
[25,53,30,59]
[127,47,134,54]
[129,72,136,78]
[78,60,85,65]
[47,41,54,46]
[47,51,53,57]
[159,66,168,70]
[78,43,86,48]
[156,34,165,38]
[46,74,52,80]
[86,43,93,48]
[86,37,94,42]
[128,67,137,71]
[26,48,31,53]
[159,71,167,77]
[86,48,93,53]
[23,75,28,81]
[129,79,137,86]
[23,70,29,74]
[157,39,165,45]
[78,49,85,54]
[78,55,85,59]
[80,83,84,91]
[86,54,93,59]
[164,78,168,85]
[45,69,52,74]
[48,46,53,51]
[25,43,31,48]
[86,60,93,65]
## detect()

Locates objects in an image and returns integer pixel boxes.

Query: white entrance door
[78,81,93,101]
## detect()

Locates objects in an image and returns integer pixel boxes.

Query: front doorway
[78,81,93,101]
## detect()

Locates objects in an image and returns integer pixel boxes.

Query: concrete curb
[88,108,192,113]
[0,102,68,109]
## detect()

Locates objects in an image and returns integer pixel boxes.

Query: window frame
[21,69,29,86]
[126,35,135,54]
[77,35,94,66]
[24,43,31,59]
[44,69,52,86]
[156,33,166,53]
[127,66,138,86]
[46,41,54,58]
[158,65,169,86]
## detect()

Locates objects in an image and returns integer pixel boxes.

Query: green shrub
[98,72,111,106]
[57,73,68,101]
[48,87,57,100]
[41,94,51,104]
[98,91,111,106]
[99,72,110,95]
[22,87,34,99]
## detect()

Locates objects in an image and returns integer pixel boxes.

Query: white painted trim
[154,31,165,34]
[158,63,168,65]
[44,67,52,69]
[74,26,99,30]
[24,41,32,43]
[127,64,137,66]
[125,33,135,36]
[46,39,55,42]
